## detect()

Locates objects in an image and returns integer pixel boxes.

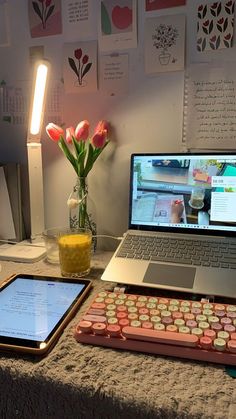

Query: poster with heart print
[197,1,235,52]
[98,0,137,51]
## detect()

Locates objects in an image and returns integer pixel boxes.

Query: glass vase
[67,177,97,250]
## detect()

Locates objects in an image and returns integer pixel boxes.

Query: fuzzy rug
[0,252,235,419]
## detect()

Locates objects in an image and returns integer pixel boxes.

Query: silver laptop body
[102,153,236,298]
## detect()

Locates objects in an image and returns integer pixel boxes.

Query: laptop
[101,152,236,298]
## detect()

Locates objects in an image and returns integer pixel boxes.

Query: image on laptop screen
[130,154,236,234]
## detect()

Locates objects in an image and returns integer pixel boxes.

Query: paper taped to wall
[183,64,236,150]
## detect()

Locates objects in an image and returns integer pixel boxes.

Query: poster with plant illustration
[98,0,137,51]
[63,41,97,94]
[145,14,185,74]
[28,0,62,38]
[197,1,235,52]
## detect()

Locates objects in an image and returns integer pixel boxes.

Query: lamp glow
[30,64,48,135]
[28,60,50,143]
[27,60,50,243]
[0,60,50,262]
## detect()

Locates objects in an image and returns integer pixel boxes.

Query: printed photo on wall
[197,1,235,52]
[145,0,186,12]
[145,14,185,74]
[63,41,98,94]
[98,0,137,51]
[28,0,62,38]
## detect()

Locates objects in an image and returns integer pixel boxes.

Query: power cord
[0,235,123,247]
[92,235,123,241]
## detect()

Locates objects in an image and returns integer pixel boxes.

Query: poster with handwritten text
[183,64,236,149]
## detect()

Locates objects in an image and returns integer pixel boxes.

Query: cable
[92,235,123,241]
[0,239,45,248]
[0,235,123,247]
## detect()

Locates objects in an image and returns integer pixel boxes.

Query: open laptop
[102,152,236,298]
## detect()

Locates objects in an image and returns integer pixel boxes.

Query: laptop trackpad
[143,263,196,289]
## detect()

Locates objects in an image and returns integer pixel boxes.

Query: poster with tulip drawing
[28,0,62,38]
[197,1,235,52]
[98,0,137,51]
[145,14,185,74]
[63,41,97,94]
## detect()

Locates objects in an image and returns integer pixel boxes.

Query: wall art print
[145,0,186,11]
[63,41,97,94]
[98,0,137,51]
[145,14,185,74]
[28,0,62,38]
[197,1,235,52]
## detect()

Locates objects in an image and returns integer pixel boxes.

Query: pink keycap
[92,322,107,335]
[228,340,236,353]
[122,327,199,347]
[78,320,92,333]
[200,336,212,350]
[83,314,106,323]
[107,324,121,337]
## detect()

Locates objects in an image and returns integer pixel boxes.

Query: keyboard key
[122,327,199,347]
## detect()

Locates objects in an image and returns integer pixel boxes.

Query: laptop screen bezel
[129,152,236,238]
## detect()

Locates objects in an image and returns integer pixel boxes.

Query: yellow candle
[58,232,92,277]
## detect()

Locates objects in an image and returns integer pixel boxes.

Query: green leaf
[84,143,95,176]
[68,57,79,77]
[82,62,92,78]
[72,137,87,175]
[101,2,111,35]
[58,137,78,175]
[32,2,43,20]
[45,5,55,22]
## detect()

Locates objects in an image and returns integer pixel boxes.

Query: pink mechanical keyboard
[74,291,236,365]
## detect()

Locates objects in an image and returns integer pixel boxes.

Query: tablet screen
[0,274,91,353]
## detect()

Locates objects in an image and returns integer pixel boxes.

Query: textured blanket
[0,253,235,419]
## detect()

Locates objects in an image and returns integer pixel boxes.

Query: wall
[1,0,236,248]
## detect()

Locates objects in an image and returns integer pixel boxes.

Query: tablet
[0,273,91,355]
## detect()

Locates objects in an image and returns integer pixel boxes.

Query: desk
[0,252,235,419]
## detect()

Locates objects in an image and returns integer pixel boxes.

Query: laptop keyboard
[116,234,236,269]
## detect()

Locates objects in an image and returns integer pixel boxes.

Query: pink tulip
[75,120,90,141]
[66,126,75,144]
[46,123,64,142]
[94,120,109,136]
[91,130,107,148]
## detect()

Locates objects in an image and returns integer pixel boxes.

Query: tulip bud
[66,126,75,144]
[91,130,107,148]
[94,120,109,136]
[75,120,90,141]
[46,123,64,142]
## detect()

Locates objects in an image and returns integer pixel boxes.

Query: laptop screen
[129,153,236,236]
